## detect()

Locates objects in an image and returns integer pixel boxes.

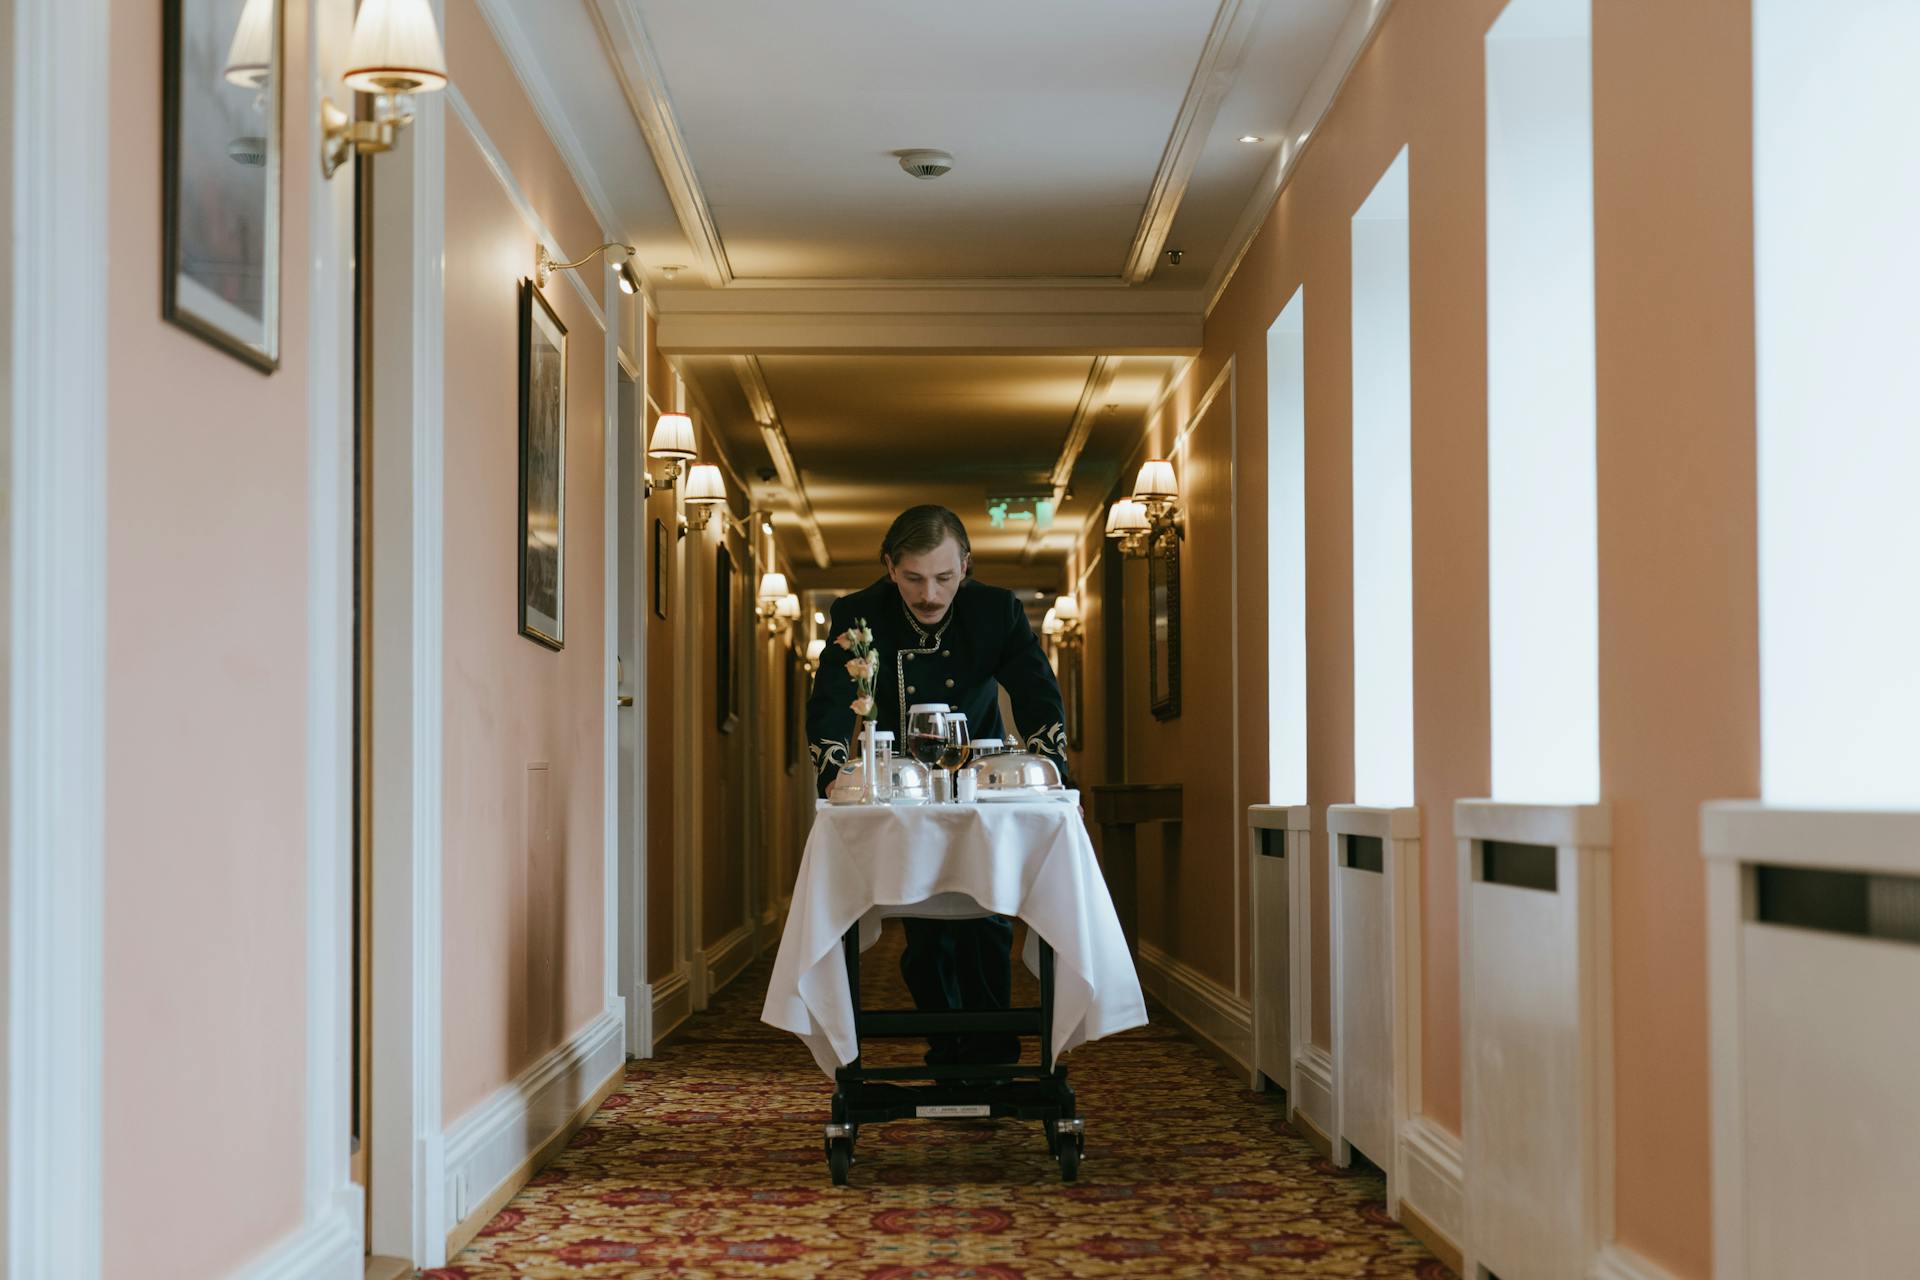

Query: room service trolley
[760,796,1147,1188]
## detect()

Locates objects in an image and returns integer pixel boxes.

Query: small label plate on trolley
[916,1104,991,1118]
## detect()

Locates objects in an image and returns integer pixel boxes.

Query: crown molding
[654,286,1202,356]
[1123,0,1265,284]
[587,0,733,287]
[1021,356,1120,563]
[469,0,636,283]
[730,356,832,569]
[1203,0,1395,314]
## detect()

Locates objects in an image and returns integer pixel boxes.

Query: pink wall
[102,0,312,1273]
[439,4,609,1124]
[1089,0,1754,1270]
[1592,3,1757,1270]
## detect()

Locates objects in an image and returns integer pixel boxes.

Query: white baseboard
[442,1006,625,1228]
[230,1189,361,1280]
[1136,941,1253,1075]
[1399,1117,1465,1255]
[1292,1044,1334,1135]
[703,922,758,995]
[652,966,692,1043]
[1590,1244,1680,1280]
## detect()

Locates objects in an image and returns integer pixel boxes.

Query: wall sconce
[772,593,801,635]
[680,464,727,535]
[645,412,697,496]
[536,241,641,297]
[804,637,827,674]
[1110,458,1183,558]
[757,571,790,631]
[1106,497,1152,559]
[320,0,448,180]
[1052,593,1083,646]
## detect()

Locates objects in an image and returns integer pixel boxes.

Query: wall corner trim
[229,1198,362,1280]
[1589,1243,1681,1280]
[8,0,111,1275]
[442,1007,627,1255]
[1136,941,1254,1074]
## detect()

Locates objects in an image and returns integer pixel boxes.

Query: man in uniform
[806,504,1072,1065]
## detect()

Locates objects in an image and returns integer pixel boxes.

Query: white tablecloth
[761,796,1149,1078]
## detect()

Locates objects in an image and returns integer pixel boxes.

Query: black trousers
[899,915,1018,1063]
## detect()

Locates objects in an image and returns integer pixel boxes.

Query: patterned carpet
[426,923,1446,1278]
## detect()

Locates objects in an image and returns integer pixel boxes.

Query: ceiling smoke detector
[896,149,955,180]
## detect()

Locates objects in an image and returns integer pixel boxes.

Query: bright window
[1352,147,1413,807]
[1268,286,1307,803]
[1755,0,1920,806]
[1486,0,1599,803]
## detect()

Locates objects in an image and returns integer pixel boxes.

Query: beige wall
[438,3,610,1125]
[1076,0,1755,1272]
[102,0,314,1273]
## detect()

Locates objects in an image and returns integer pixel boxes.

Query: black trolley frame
[822,920,1086,1184]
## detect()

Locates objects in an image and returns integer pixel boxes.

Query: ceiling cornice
[1203,0,1394,314]
[586,0,734,287]
[654,286,1203,356]
[730,356,832,569]
[1121,0,1266,284]
[1021,357,1119,563]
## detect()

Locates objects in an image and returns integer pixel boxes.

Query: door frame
[7,0,110,1272]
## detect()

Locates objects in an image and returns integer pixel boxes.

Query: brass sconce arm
[536,242,641,295]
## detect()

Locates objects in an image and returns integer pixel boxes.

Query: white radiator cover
[1328,803,1420,1215]
[1249,805,1309,1092]
[1457,800,1612,1280]
[1702,804,1920,1280]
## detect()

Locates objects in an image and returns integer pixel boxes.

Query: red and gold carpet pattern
[427,924,1445,1278]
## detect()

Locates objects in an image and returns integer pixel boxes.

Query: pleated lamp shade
[1132,459,1179,502]
[1105,499,1149,537]
[648,413,697,462]
[683,465,727,505]
[223,0,276,88]
[758,572,790,602]
[344,0,449,95]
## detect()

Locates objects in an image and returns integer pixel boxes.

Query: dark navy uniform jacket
[806,576,1071,797]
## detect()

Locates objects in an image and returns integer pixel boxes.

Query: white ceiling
[490,0,1374,581]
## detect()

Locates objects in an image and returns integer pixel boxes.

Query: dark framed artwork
[715,545,739,733]
[162,0,284,371]
[1062,645,1085,751]
[784,649,801,775]
[652,518,669,620]
[1148,528,1181,721]
[518,280,568,649]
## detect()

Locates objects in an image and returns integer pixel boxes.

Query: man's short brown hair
[880,505,971,565]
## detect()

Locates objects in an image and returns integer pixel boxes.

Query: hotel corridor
[432,925,1442,1279]
[10,0,1920,1276]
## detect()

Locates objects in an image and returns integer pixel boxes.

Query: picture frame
[1062,645,1085,751]
[784,648,801,775]
[652,518,669,620]
[518,280,568,650]
[1148,527,1181,721]
[162,0,284,372]
[715,545,739,733]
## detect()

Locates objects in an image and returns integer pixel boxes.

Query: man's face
[887,536,969,625]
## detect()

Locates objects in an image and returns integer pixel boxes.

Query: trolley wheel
[1057,1138,1080,1182]
[827,1136,853,1186]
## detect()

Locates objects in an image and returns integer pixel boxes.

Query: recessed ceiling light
[1239,134,1262,143]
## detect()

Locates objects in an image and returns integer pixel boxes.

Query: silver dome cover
[968,747,1064,793]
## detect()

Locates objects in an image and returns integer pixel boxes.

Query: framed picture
[784,649,800,775]
[518,280,568,649]
[652,518,669,620]
[162,0,284,371]
[715,545,739,733]
[1148,528,1181,721]
[1062,645,1085,751]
